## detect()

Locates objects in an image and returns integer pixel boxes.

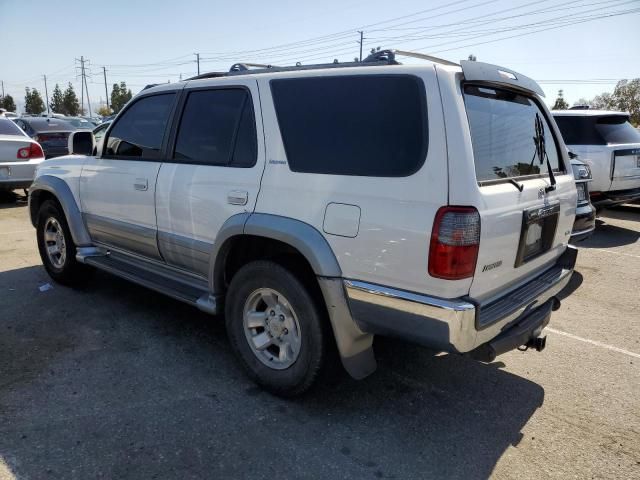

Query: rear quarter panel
[255,65,459,297]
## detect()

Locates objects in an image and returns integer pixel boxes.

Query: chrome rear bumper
[344,245,577,355]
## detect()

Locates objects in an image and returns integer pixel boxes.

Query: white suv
[553,109,640,208]
[29,51,577,396]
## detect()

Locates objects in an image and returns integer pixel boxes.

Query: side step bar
[77,247,217,315]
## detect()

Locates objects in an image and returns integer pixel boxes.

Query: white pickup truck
[29,52,577,396]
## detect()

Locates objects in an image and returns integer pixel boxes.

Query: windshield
[464,85,562,182]
[554,115,640,145]
[0,118,26,136]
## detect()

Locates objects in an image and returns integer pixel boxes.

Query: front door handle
[134,178,148,191]
[227,190,248,206]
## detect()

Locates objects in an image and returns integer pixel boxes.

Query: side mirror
[68,130,95,156]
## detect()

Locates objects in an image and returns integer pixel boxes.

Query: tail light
[428,206,480,280]
[17,143,45,160]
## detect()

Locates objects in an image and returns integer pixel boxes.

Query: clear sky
[1,0,638,113]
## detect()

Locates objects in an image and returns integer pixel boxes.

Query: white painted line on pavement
[546,327,640,359]
[0,229,32,235]
[589,248,640,259]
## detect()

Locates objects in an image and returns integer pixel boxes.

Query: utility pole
[195,53,200,75]
[83,61,92,117]
[102,66,109,110]
[79,57,85,115]
[1,80,4,99]
[43,75,50,115]
[357,31,365,62]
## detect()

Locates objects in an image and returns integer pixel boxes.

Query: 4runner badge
[482,260,502,272]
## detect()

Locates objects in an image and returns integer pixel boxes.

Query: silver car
[0,118,45,191]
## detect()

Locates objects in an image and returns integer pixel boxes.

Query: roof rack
[185,48,457,80]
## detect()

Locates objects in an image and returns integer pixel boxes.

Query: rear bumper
[344,245,577,357]
[570,202,596,243]
[0,160,42,189]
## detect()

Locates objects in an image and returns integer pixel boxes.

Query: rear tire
[36,200,92,286]
[225,260,328,397]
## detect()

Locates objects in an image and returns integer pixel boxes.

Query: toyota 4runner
[29,51,578,396]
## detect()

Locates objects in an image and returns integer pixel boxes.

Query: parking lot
[0,192,638,480]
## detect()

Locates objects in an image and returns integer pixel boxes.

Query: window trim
[166,84,258,168]
[269,73,429,178]
[462,82,567,187]
[101,92,179,161]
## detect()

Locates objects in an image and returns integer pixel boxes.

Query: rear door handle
[227,190,248,205]
[134,178,148,191]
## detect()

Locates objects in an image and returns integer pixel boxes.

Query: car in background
[62,116,96,130]
[552,110,640,209]
[570,155,596,243]
[92,120,111,153]
[12,117,75,158]
[0,117,45,191]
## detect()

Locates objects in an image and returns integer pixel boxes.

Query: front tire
[36,200,91,286]
[225,260,328,397]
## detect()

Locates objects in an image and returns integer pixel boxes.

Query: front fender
[29,175,92,246]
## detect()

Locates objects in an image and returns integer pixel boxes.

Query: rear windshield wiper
[531,113,557,192]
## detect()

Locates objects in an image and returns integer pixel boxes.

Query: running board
[77,248,217,315]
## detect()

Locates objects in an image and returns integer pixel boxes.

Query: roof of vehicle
[552,110,630,117]
[16,117,75,131]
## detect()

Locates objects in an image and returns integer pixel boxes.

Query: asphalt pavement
[0,191,638,479]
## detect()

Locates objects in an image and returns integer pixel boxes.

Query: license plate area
[515,203,560,267]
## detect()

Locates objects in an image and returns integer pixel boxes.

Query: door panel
[79,90,178,259]
[80,159,162,258]
[155,78,265,276]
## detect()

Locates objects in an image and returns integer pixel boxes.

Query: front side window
[173,88,257,167]
[464,85,563,183]
[104,93,175,158]
[270,75,428,177]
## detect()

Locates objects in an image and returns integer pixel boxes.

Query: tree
[24,87,45,114]
[49,84,64,114]
[62,83,80,116]
[611,79,640,125]
[590,92,614,110]
[468,54,477,61]
[0,94,16,112]
[97,105,112,117]
[552,89,569,110]
[110,81,132,113]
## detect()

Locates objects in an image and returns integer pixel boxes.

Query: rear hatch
[35,132,70,157]
[458,83,576,303]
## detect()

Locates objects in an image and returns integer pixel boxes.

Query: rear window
[464,85,562,183]
[270,75,428,177]
[24,119,74,131]
[554,115,640,145]
[0,119,26,136]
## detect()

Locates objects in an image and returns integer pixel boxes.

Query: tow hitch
[469,296,559,362]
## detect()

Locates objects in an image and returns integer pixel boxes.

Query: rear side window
[555,115,640,145]
[104,93,175,158]
[464,85,562,183]
[270,75,428,177]
[0,119,26,136]
[174,88,257,167]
